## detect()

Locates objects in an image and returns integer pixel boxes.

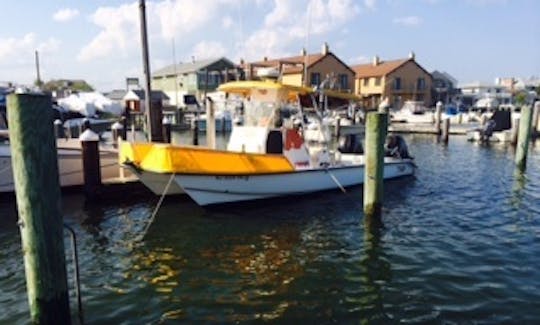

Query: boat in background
[121,80,415,206]
[391,100,434,124]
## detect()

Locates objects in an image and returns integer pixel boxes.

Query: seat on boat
[266,129,283,154]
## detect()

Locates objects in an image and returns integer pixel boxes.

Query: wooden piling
[7,93,71,324]
[435,101,442,135]
[363,112,388,218]
[515,105,533,171]
[192,117,199,146]
[162,116,171,143]
[334,117,341,138]
[442,118,450,143]
[206,97,216,149]
[111,121,123,147]
[54,119,64,139]
[511,117,520,146]
[532,101,540,137]
[80,129,102,200]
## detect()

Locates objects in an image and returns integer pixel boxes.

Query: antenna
[35,50,42,87]
[172,37,179,108]
[303,0,312,86]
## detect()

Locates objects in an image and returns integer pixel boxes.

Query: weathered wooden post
[435,101,442,135]
[192,117,199,146]
[111,121,124,147]
[511,116,520,146]
[54,119,64,139]
[7,93,71,324]
[206,97,216,149]
[480,114,488,127]
[532,101,540,138]
[119,116,127,140]
[334,117,341,138]
[364,112,388,218]
[515,105,533,171]
[80,128,102,200]
[162,115,172,144]
[442,117,450,143]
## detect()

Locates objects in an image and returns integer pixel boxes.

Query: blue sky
[0,0,538,91]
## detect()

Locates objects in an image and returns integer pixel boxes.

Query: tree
[42,79,94,93]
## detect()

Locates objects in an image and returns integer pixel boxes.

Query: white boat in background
[58,92,124,117]
[121,80,415,206]
[391,100,434,124]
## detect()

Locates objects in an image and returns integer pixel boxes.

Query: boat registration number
[215,175,250,181]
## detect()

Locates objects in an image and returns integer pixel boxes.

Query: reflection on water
[1,135,540,323]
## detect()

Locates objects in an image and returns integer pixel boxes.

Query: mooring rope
[138,172,176,242]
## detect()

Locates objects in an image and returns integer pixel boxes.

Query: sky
[0,0,538,91]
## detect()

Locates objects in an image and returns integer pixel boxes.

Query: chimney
[408,51,415,60]
[372,55,380,66]
[191,55,195,63]
[263,56,268,61]
[321,42,329,55]
[300,48,306,56]
[240,58,245,65]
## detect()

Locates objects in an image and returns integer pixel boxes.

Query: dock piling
[7,93,71,324]
[515,105,533,171]
[54,119,64,139]
[435,101,442,135]
[80,128,102,200]
[364,112,388,218]
[442,118,450,143]
[162,116,172,143]
[111,121,124,147]
[192,117,199,146]
[532,101,540,137]
[206,97,216,149]
[334,117,341,138]
[511,117,520,146]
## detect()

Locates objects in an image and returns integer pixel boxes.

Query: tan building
[352,53,432,109]
[245,43,355,92]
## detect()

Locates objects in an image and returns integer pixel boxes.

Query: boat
[390,100,434,124]
[120,80,415,206]
[466,109,514,142]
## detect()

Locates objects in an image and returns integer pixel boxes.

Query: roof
[432,70,457,85]
[248,53,325,74]
[351,59,409,78]
[106,89,127,101]
[128,89,170,101]
[153,57,236,77]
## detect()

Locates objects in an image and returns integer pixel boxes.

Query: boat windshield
[243,100,277,127]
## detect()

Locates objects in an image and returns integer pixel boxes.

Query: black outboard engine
[338,134,363,154]
[385,135,412,159]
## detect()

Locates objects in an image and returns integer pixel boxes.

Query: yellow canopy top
[219,80,360,102]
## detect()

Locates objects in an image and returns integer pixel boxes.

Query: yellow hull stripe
[120,142,294,174]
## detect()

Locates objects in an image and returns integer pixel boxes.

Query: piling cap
[54,119,63,125]
[112,121,123,130]
[162,116,171,124]
[79,129,99,142]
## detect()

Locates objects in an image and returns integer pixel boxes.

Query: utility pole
[34,50,42,87]
[139,0,162,142]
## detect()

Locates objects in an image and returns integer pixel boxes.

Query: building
[152,57,240,106]
[457,82,513,109]
[431,70,458,104]
[123,89,170,113]
[351,52,432,109]
[245,43,355,92]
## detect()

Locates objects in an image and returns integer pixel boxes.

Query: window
[394,77,402,90]
[417,77,425,90]
[310,72,321,86]
[375,77,381,86]
[339,74,348,90]
[363,78,369,86]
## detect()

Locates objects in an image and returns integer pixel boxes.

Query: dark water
[1,135,540,324]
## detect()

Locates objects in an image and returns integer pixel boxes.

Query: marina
[1,134,540,323]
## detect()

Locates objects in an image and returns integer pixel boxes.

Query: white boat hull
[131,159,415,206]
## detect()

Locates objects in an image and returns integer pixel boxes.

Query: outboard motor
[385,135,412,159]
[338,134,363,154]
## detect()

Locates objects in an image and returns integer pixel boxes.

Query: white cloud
[191,41,227,61]
[349,55,370,64]
[364,0,376,9]
[222,16,234,29]
[393,16,422,26]
[0,33,60,62]
[240,0,360,60]
[53,8,80,22]
[79,0,241,62]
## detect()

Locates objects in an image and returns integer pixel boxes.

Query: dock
[388,122,475,135]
